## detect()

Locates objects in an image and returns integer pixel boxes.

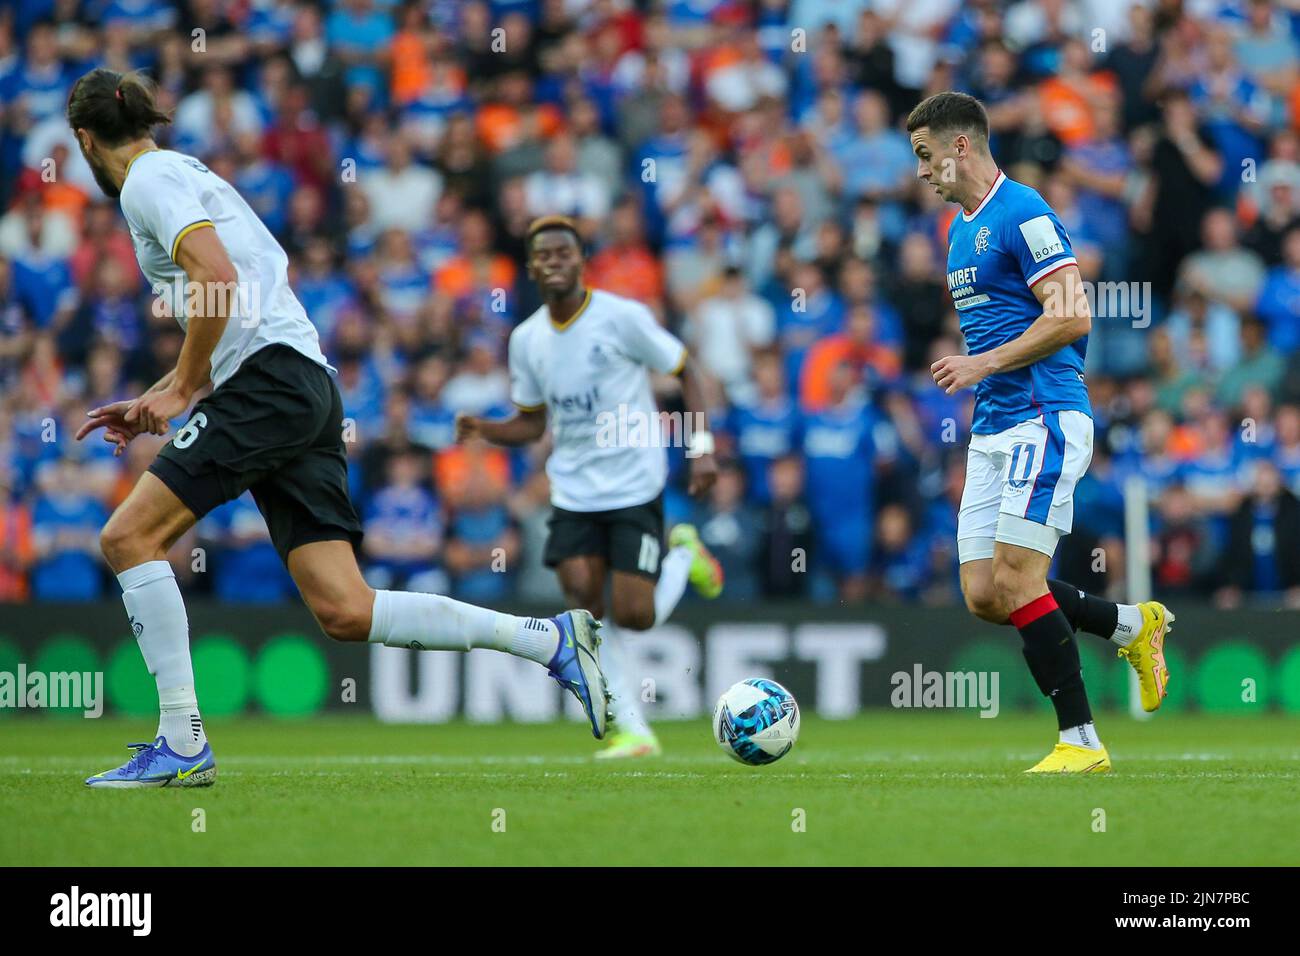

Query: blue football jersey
[945,172,1091,434]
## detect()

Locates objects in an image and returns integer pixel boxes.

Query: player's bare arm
[76,228,230,450]
[677,353,718,497]
[931,264,1092,395]
[129,226,233,434]
[455,406,548,446]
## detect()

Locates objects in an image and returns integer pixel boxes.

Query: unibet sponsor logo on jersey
[549,385,601,417]
[945,266,988,311]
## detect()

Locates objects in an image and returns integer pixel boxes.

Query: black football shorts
[543,494,665,580]
[149,344,362,563]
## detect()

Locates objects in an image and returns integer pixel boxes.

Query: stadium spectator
[757,454,814,599]
[1254,226,1300,356]
[1176,207,1266,318]
[1152,481,1217,597]
[1216,461,1300,608]
[29,457,106,601]
[1218,316,1286,409]
[585,197,664,311]
[361,449,445,594]
[439,441,517,602]
[695,462,761,601]
[199,493,297,604]
[688,265,774,403]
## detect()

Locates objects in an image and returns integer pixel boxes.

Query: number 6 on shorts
[173,411,209,449]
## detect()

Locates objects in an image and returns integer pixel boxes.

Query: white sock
[366,590,559,665]
[158,685,205,757]
[1060,722,1102,750]
[600,620,653,737]
[654,546,693,626]
[1111,604,1143,647]
[117,561,206,756]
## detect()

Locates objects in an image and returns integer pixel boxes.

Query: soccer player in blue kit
[908,92,1175,773]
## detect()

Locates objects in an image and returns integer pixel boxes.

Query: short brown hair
[906,92,989,146]
[526,215,582,250]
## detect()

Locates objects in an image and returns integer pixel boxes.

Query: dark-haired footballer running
[456,216,724,759]
[69,69,611,788]
[908,92,1175,773]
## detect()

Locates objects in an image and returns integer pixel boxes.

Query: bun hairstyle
[67,69,172,145]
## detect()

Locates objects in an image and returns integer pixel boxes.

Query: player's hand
[127,386,191,436]
[688,453,718,497]
[931,354,994,395]
[77,400,143,457]
[454,413,481,443]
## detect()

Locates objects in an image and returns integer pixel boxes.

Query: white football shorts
[956,409,1094,563]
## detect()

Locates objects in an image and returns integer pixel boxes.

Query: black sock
[1012,593,1093,730]
[1048,579,1118,640]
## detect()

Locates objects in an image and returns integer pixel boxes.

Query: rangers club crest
[974,226,991,255]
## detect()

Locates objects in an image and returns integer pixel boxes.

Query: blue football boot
[85,736,216,788]
[548,610,611,739]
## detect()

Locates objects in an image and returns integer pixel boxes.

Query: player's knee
[963,587,1005,623]
[991,561,1037,611]
[612,601,655,632]
[563,584,604,620]
[312,599,371,642]
[100,516,146,572]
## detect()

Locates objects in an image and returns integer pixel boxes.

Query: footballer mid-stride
[909,92,1175,773]
[67,69,612,787]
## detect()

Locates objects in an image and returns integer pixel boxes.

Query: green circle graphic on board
[31,634,102,717]
[1194,642,1270,713]
[105,639,159,718]
[255,634,329,717]
[1278,645,1300,714]
[191,634,252,716]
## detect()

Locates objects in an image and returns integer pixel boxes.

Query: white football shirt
[118,148,330,387]
[509,288,688,512]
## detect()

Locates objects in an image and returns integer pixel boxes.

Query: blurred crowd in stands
[2,0,1300,608]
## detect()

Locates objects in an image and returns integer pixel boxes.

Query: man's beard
[87,153,120,199]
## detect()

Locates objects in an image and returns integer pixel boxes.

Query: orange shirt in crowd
[0,504,33,602]
[1168,424,1206,461]
[799,336,902,412]
[435,444,510,502]
[476,102,564,154]
[390,30,432,105]
[1038,72,1118,147]
[434,254,517,300]
[585,246,663,306]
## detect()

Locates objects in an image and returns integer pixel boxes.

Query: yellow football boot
[1024,742,1112,774]
[594,732,662,760]
[1118,601,1174,712]
[668,524,724,599]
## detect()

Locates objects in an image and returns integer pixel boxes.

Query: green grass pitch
[2,713,1296,866]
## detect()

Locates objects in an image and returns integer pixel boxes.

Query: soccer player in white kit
[68,70,612,788]
[456,216,725,758]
